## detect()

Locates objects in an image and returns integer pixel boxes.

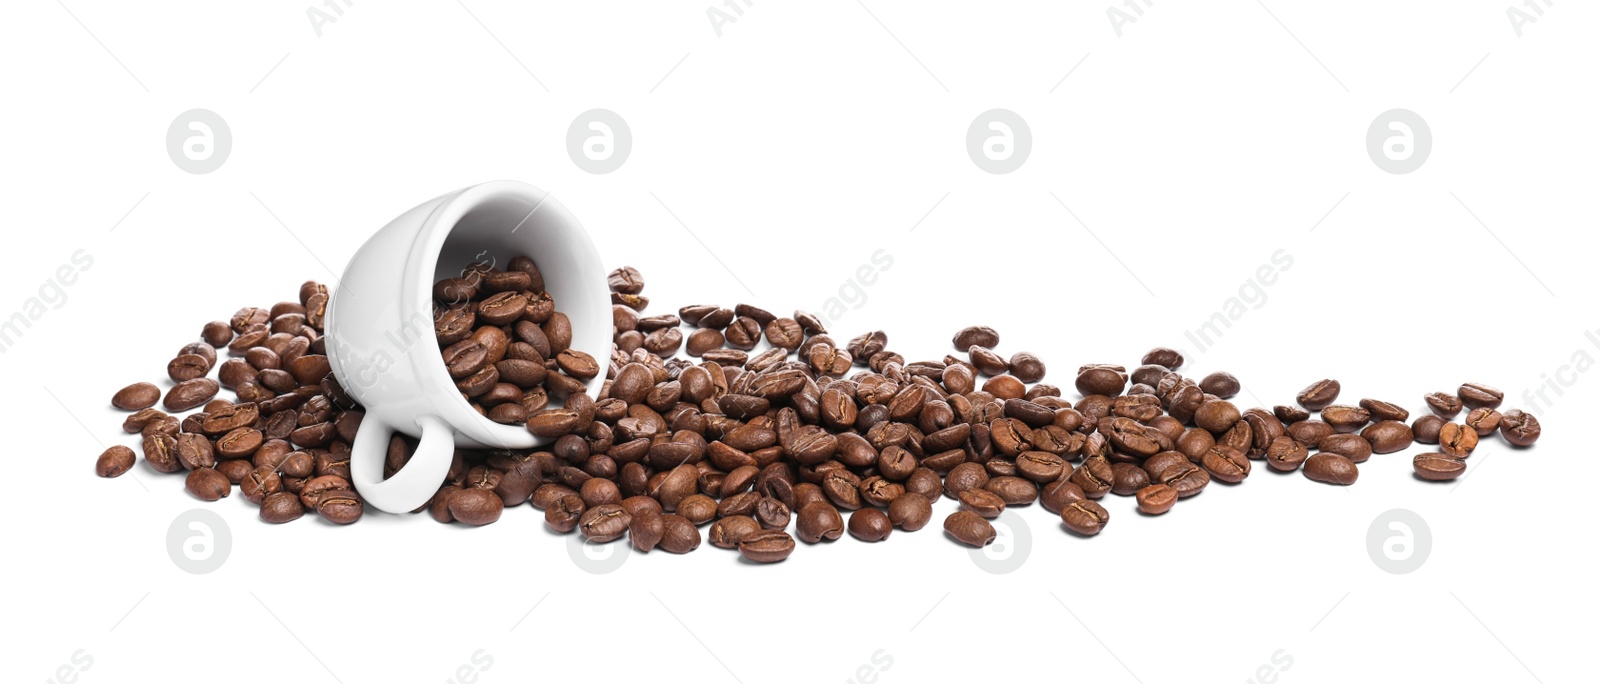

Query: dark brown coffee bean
[1498,409,1541,447]
[95,445,137,477]
[1068,457,1114,499]
[1040,479,1086,514]
[1359,398,1409,422]
[1141,347,1184,369]
[202,321,234,347]
[1412,414,1446,444]
[1438,422,1478,458]
[943,511,996,547]
[1135,484,1177,515]
[738,529,795,562]
[1261,435,1307,472]
[686,328,724,356]
[1303,453,1358,485]
[1425,391,1464,418]
[1075,366,1125,397]
[1458,383,1503,410]
[577,504,631,542]
[545,494,585,533]
[260,491,305,523]
[795,502,845,543]
[884,493,931,531]
[555,349,600,380]
[847,508,893,542]
[952,326,999,350]
[314,488,364,524]
[112,382,161,410]
[241,465,282,504]
[167,353,212,382]
[957,489,1006,518]
[164,378,219,412]
[1194,399,1241,434]
[1274,405,1310,424]
[185,468,231,501]
[1008,352,1046,383]
[1321,405,1370,433]
[607,266,644,294]
[1287,420,1334,448]
[142,433,181,473]
[1198,371,1239,398]
[1061,500,1110,536]
[1413,453,1466,481]
[442,488,501,526]
[1109,462,1151,495]
[1360,420,1414,454]
[625,511,665,552]
[1296,379,1340,411]
[1317,433,1373,463]
[175,433,216,470]
[1201,445,1250,483]
[1157,463,1210,498]
[986,475,1037,505]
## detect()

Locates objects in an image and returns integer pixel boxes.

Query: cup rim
[403,180,605,448]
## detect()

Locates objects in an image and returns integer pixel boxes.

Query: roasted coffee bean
[1458,383,1503,410]
[1061,500,1110,536]
[164,378,219,411]
[1068,457,1114,499]
[112,382,161,410]
[260,491,305,523]
[1321,405,1370,433]
[848,508,893,542]
[1361,420,1414,454]
[1199,372,1240,399]
[1287,420,1334,448]
[1263,435,1308,472]
[1466,407,1502,437]
[1075,366,1126,397]
[737,528,794,562]
[1157,463,1210,498]
[1136,484,1177,515]
[1412,414,1446,444]
[1008,352,1046,383]
[1413,453,1466,481]
[95,445,137,477]
[555,349,600,380]
[1110,462,1150,496]
[885,493,932,531]
[185,468,231,501]
[1438,422,1478,458]
[1296,379,1340,411]
[1040,479,1086,514]
[1303,453,1358,485]
[1317,433,1373,463]
[943,511,996,547]
[795,502,845,543]
[1359,398,1409,422]
[1499,409,1541,447]
[578,504,631,541]
[1274,405,1311,424]
[175,433,216,470]
[1194,399,1241,434]
[957,489,1006,518]
[1425,392,1463,418]
[953,326,1000,350]
[1201,445,1250,484]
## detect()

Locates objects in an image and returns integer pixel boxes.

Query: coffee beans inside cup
[97,260,1545,561]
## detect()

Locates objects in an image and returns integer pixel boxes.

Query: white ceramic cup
[324,180,609,514]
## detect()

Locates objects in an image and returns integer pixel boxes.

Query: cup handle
[350,414,454,514]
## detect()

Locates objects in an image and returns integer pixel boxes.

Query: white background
[2,1,1595,682]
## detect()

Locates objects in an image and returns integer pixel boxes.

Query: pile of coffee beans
[99,282,370,524]
[97,261,1544,562]
[431,256,595,425]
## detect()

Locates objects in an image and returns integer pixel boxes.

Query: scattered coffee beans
[99,261,1547,565]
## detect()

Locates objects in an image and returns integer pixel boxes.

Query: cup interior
[418,184,609,447]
